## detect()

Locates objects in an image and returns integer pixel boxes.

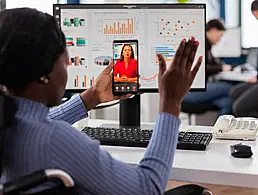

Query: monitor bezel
[53,3,207,93]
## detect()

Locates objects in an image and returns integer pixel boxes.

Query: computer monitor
[212,27,241,58]
[241,0,258,48]
[54,4,206,92]
[53,3,206,127]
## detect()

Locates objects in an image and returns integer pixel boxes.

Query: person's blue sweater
[1,95,180,195]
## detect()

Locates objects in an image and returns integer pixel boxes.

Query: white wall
[5,0,61,14]
[225,0,240,28]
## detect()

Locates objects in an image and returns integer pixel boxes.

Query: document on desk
[215,71,257,82]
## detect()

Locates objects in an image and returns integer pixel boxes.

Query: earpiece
[39,75,50,84]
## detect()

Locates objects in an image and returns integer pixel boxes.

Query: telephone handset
[212,115,258,140]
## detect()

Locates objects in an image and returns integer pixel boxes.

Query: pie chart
[94,56,112,66]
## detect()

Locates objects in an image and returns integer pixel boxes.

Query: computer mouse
[230,143,253,158]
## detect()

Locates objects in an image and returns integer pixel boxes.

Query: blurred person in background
[183,19,234,116]
[229,0,258,117]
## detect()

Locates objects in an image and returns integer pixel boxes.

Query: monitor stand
[101,94,154,129]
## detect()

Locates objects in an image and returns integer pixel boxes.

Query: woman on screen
[114,44,138,82]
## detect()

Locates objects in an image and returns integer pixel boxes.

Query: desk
[214,71,256,82]
[73,119,258,189]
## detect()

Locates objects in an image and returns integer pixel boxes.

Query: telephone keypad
[250,121,257,130]
[234,120,257,131]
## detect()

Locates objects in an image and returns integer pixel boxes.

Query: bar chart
[73,75,95,88]
[82,75,87,88]
[74,75,79,88]
[103,19,135,35]
[155,46,175,62]
[90,77,95,87]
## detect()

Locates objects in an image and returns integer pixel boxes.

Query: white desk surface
[74,119,258,189]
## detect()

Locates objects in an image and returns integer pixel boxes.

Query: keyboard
[82,127,213,151]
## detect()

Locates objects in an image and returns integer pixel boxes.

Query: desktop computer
[54,3,211,150]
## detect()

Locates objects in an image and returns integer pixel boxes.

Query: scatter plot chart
[158,17,197,37]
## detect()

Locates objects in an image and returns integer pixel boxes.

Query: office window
[6,0,61,14]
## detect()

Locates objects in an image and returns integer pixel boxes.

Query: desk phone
[212,115,258,140]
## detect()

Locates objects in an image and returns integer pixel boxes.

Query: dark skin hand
[81,37,202,113]
[157,37,203,117]
[80,60,132,111]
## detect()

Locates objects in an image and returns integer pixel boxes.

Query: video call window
[113,41,138,92]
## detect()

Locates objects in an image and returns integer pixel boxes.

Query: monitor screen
[53,4,206,92]
[241,0,258,48]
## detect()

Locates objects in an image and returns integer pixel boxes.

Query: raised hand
[157,37,203,117]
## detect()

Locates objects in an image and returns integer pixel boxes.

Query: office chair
[181,102,219,125]
[1,169,212,195]
[2,169,74,195]
[164,184,213,195]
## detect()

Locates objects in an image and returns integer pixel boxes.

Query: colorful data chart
[103,19,134,35]
[66,37,74,46]
[66,37,86,47]
[155,46,175,62]
[69,56,86,66]
[76,37,86,47]
[94,56,112,66]
[158,17,196,36]
[73,75,95,88]
[63,17,85,27]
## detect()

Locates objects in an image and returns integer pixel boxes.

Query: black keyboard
[82,127,213,151]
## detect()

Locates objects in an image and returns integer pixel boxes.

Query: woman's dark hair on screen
[251,0,258,11]
[206,19,226,32]
[119,44,135,62]
[0,8,66,176]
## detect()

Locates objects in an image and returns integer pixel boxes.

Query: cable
[93,100,120,110]
[62,93,144,110]
[93,93,143,110]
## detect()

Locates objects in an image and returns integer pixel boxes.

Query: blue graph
[155,46,175,61]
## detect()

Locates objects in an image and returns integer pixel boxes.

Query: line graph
[140,73,158,86]
[140,74,158,81]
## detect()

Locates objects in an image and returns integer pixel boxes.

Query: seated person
[229,1,258,117]
[230,80,258,117]
[183,19,234,116]
[114,44,138,83]
[0,8,202,195]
